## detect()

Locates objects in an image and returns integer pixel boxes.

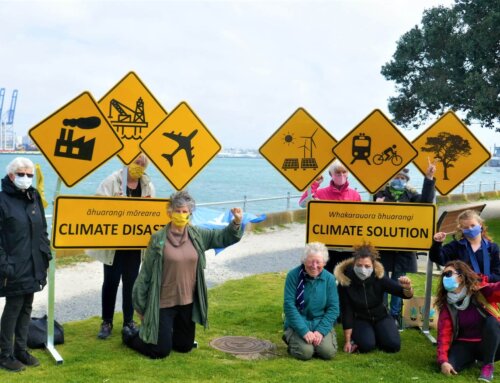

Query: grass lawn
[6,219,499,382]
[3,271,493,383]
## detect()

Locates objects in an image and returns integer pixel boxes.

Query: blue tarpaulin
[191,207,266,254]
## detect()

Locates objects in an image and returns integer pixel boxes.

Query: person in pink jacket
[299,160,361,207]
[299,160,362,273]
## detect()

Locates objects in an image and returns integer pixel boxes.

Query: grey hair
[328,159,347,175]
[6,157,34,175]
[133,153,150,168]
[168,190,196,213]
[301,242,329,264]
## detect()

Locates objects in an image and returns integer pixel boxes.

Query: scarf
[295,265,306,313]
[447,286,471,310]
[166,224,189,247]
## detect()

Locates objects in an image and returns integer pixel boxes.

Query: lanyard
[467,239,490,277]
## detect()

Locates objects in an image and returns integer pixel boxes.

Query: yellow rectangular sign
[306,201,436,251]
[52,196,170,249]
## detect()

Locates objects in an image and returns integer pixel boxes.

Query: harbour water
[0,153,499,217]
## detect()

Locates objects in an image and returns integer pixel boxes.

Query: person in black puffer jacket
[0,157,51,372]
[334,243,414,354]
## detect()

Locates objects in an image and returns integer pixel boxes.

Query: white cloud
[1,0,497,150]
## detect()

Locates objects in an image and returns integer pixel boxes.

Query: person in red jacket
[435,260,500,382]
[299,160,361,273]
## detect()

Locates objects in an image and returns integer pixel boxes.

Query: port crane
[108,97,148,139]
[0,89,18,151]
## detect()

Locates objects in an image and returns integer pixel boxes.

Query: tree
[421,132,472,180]
[381,0,500,131]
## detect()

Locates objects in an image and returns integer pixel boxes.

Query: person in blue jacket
[282,242,339,360]
[430,209,500,282]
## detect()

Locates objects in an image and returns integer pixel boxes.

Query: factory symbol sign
[29,92,123,187]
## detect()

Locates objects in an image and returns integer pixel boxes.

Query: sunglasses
[16,173,34,178]
[442,270,460,278]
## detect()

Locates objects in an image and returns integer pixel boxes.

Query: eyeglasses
[16,172,34,178]
[442,270,460,278]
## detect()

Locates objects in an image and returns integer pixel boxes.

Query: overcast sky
[1,0,497,151]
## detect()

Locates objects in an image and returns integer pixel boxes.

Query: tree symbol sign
[421,132,471,180]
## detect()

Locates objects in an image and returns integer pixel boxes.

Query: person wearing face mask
[0,157,51,372]
[282,242,339,360]
[334,243,413,354]
[430,210,500,283]
[435,260,500,382]
[122,190,243,358]
[299,160,362,272]
[87,153,156,340]
[374,160,437,324]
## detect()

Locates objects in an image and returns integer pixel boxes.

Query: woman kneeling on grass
[283,242,339,360]
[334,243,413,354]
[436,260,500,382]
[122,190,243,359]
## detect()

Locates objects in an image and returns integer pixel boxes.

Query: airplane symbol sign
[140,102,221,190]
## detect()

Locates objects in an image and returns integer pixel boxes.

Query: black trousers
[449,316,500,371]
[352,315,401,353]
[127,303,195,359]
[102,250,141,325]
[0,293,34,356]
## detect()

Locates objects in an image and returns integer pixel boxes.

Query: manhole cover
[209,336,275,355]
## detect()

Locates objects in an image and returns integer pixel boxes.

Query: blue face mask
[462,224,482,239]
[443,276,460,292]
[390,178,406,190]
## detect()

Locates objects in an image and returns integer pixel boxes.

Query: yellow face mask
[171,212,190,227]
[128,163,145,180]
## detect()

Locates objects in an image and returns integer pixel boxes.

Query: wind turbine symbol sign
[281,128,318,171]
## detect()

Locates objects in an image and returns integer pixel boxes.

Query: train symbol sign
[29,92,123,187]
[98,72,168,164]
[412,111,491,196]
[333,109,417,194]
[259,108,337,191]
[140,101,221,191]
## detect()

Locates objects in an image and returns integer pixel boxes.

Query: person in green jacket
[283,242,339,360]
[122,190,243,359]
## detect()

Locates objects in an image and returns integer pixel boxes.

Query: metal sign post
[46,177,63,364]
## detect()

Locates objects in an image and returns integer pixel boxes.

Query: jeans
[448,316,500,371]
[352,315,401,353]
[102,250,141,325]
[0,293,34,356]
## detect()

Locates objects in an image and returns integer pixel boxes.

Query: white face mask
[14,174,33,190]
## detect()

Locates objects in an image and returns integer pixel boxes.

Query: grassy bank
[5,272,488,383]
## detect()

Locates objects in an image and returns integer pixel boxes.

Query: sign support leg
[420,253,436,344]
[46,178,63,364]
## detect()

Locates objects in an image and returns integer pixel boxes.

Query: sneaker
[123,320,138,333]
[97,321,113,339]
[121,325,138,345]
[479,363,494,382]
[0,355,25,372]
[14,350,39,367]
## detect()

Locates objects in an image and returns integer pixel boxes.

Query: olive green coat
[132,222,242,344]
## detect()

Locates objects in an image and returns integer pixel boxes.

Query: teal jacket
[132,222,242,344]
[283,266,339,337]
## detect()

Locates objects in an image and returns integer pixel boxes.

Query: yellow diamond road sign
[140,101,221,191]
[412,110,491,196]
[259,108,337,191]
[98,71,168,164]
[29,92,123,187]
[333,109,417,194]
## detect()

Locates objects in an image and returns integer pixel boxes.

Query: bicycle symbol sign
[333,109,417,194]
